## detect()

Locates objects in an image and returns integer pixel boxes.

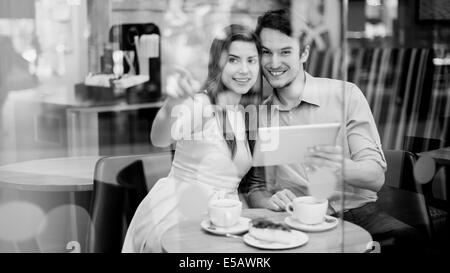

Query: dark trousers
[333,202,429,253]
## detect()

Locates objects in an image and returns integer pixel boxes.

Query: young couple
[123,9,422,253]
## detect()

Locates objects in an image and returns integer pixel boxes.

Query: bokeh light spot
[0,201,46,242]
[307,168,337,200]
[414,155,436,185]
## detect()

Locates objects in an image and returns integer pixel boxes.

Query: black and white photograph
[0,0,449,263]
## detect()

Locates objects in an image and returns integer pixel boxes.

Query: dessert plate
[201,217,251,235]
[243,230,308,250]
[284,215,339,232]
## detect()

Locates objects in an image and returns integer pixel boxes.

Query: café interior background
[0,0,448,253]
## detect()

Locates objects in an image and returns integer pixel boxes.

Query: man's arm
[344,83,386,191]
[344,153,384,191]
[304,83,386,192]
[305,146,384,192]
[245,166,296,211]
[244,166,270,208]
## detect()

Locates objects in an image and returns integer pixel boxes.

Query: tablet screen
[252,123,341,167]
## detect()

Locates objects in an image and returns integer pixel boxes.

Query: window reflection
[0,0,447,254]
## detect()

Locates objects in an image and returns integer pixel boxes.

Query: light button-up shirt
[246,72,387,212]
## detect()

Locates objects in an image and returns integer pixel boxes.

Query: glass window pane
[0,0,448,255]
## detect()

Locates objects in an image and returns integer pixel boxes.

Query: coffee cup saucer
[201,217,251,235]
[284,215,339,232]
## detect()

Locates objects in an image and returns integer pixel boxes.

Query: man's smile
[266,68,288,77]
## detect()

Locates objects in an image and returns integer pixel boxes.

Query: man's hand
[304,145,344,173]
[267,189,297,211]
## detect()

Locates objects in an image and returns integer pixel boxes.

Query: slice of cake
[248,218,295,244]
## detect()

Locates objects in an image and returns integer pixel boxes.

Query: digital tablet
[252,123,341,167]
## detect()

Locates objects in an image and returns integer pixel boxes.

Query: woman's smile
[233,76,252,83]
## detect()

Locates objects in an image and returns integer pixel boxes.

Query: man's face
[259,28,307,89]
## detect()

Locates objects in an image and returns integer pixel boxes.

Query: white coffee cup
[208,199,242,228]
[285,196,328,225]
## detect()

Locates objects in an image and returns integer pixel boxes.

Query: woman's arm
[151,94,211,147]
[150,68,202,147]
[150,97,186,147]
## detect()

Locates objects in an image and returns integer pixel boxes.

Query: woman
[122,24,261,253]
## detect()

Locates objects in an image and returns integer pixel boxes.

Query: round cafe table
[0,157,100,191]
[0,156,101,253]
[161,208,373,253]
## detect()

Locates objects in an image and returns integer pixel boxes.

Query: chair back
[384,150,419,192]
[378,149,433,238]
[87,152,172,252]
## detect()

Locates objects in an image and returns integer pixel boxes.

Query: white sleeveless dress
[122,109,252,253]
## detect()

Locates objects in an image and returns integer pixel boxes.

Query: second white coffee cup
[285,196,328,225]
[208,199,242,228]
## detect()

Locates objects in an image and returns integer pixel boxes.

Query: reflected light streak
[366,0,382,6]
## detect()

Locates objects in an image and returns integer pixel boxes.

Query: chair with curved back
[377,149,433,241]
[414,153,449,252]
[86,152,172,253]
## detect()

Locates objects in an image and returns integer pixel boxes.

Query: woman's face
[221,41,259,95]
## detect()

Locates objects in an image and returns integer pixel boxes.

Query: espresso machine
[109,23,162,103]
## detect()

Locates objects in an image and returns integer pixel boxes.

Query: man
[244,9,426,252]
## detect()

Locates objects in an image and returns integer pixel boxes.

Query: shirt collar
[265,72,321,110]
[302,72,321,107]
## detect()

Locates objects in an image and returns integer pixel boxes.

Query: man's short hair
[255,9,309,53]
[255,9,292,37]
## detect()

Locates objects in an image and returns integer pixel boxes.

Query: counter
[9,83,167,162]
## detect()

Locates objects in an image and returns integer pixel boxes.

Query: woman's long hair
[202,24,262,159]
